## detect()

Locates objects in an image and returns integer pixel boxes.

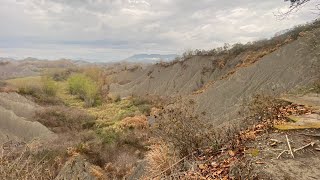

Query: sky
[0,0,318,62]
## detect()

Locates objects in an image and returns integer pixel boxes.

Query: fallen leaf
[228,150,236,157]
[199,164,206,170]
[211,162,218,167]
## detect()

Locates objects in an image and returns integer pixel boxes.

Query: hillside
[109,24,320,126]
[0,58,78,80]
[123,54,178,63]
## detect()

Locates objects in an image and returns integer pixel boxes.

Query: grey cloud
[0,0,318,61]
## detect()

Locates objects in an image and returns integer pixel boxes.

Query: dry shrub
[0,80,7,87]
[145,141,180,177]
[0,82,16,93]
[74,130,146,179]
[0,141,64,180]
[34,106,95,133]
[153,102,220,156]
[104,152,138,179]
[248,94,290,122]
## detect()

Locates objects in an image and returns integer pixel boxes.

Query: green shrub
[16,76,60,105]
[42,77,58,96]
[132,97,152,115]
[67,74,101,107]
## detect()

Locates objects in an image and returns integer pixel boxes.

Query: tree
[277,0,320,18]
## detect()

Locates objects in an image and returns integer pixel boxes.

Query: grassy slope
[6,76,147,132]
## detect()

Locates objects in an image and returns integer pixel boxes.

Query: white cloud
[0,0,318,61]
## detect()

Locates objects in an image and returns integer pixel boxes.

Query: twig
[277,150,289,159]
[293,142,315,152]
[286,135,295,158]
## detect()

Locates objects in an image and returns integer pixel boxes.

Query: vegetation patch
[6,76,61,105]
[35,106,96,133]
[67,73,101,107]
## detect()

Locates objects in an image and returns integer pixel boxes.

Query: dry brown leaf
[228,150,236,157]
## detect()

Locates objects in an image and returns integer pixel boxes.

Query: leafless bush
[153,102,221,156]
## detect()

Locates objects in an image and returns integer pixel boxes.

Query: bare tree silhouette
[276,0,320,19]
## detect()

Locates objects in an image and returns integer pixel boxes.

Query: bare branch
[275,0,320,19]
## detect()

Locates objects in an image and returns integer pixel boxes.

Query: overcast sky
[0,0,318,62]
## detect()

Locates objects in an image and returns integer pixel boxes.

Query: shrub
[67,74,101,107]
[313,80,320,93]
[0,80,7,87]
[35,106,96,133]
[49,68,77,81]
[16,77,60,105]
[248,94,289,121]
[0,142,63,180]
[132,97,152,115]
[145,141,180,177]
[42,76,58,96]
[153,102,220,156]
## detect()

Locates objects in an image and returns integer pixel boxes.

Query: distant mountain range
[123,54,178,63]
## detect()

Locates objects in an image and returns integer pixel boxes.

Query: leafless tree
[275,0,320,19]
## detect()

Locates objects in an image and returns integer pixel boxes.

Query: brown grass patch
[119,115,148,130]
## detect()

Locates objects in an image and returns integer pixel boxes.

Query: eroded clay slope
[109,28,320,126]
[193,29,320,125]
[0,93,55,144]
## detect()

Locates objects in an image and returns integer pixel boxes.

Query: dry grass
[119,115,148,130]
[145,141,180,178]
[0,141,64,180]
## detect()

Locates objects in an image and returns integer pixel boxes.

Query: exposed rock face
[0,92,55,144]
[55,156,106,180]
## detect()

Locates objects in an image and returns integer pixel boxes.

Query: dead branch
[277,150,289,159]
[275,0,320,19]
[286,135,295,158]
[293,142,315,152]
